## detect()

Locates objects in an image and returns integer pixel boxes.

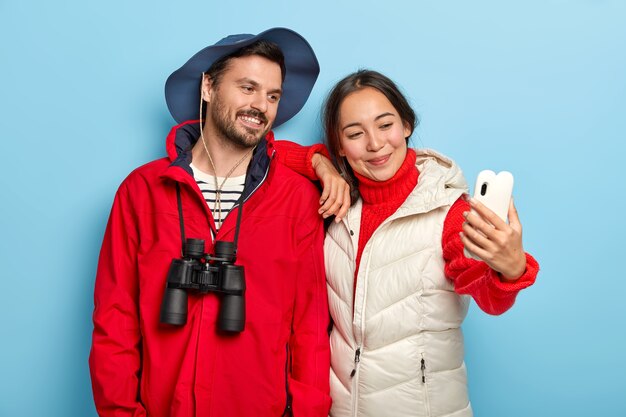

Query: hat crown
[215,34,255,46]
[165,27,320,127]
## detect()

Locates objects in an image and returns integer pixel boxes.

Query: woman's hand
[312,153,351,222]
[460,198,527,281]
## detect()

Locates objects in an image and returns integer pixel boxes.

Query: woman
[275,70,539,417]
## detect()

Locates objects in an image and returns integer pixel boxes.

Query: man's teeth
[240,115,262,125]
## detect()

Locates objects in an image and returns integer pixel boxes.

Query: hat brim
[165,27,320,128]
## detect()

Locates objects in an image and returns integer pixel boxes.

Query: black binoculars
[160,238,246,332]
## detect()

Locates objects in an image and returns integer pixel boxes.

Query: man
[89,28,331,417]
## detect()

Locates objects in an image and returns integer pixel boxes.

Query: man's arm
[288,215,332,417]
[272,140,329,180]
[89,182,147,416]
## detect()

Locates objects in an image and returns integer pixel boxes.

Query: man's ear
[201,74,213,103]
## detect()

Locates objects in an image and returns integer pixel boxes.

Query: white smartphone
[463,170,514,260]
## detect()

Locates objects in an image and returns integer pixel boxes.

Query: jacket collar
[161,120,275,203]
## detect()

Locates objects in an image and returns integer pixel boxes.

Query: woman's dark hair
[323,69,419,205]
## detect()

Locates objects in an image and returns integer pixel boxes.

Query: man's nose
[250,92,268,114]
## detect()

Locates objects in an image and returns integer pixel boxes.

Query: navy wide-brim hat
[165,27,320,128]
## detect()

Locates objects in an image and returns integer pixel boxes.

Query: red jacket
[89,121,331,417]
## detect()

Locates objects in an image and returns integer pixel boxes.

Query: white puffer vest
[325,149,472,417]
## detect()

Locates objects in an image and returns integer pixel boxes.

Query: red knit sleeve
[273,140,330,181]
[442,198,539,315]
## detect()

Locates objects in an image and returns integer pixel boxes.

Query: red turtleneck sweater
[353,149,419,279]
[275,141,538,315]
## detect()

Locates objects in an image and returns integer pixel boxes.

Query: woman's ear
[403,120,412,139]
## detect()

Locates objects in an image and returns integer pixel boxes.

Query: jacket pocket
[281,344,292,416]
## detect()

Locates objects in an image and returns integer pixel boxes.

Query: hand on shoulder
[312,153,351,223]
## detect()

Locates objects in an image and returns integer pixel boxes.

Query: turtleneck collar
[355,148,419,206]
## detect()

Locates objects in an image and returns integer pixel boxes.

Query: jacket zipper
[350,347,361,377]
[341,213,364,417]
[349,346,362,417]
[421,353,431,415]
[220,153,272,235]
[281,344,292,416]
[229,154,271,212]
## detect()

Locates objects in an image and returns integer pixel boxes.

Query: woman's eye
[346,132,363,139]
[380,122,392,129]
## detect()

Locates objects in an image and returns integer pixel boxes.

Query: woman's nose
[367,132,384,152]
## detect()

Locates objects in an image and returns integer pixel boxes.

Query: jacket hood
[404,148,468,211]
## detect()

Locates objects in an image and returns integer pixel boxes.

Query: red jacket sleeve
[273,140,330,180]
[442,198,539,315]
[288,215,332,416]
[89,181,147,416]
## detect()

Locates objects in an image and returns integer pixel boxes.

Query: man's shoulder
[120,157,171,186]
[111,158,172,201]
[270,160,320,197]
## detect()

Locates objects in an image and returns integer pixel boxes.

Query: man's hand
[460,198,527,281]
[311,153,351,222]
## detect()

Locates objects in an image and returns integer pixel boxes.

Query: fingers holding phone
[461,171,526,281]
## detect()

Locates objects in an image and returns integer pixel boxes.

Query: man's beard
[209,97,271,149]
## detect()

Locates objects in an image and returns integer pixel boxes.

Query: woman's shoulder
[414,148,456,169]
[413,148,468,193]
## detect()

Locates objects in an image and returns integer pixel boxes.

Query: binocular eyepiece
[160,238,246,332]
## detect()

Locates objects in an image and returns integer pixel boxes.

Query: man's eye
[268,94,281,103]
[241,86,254,93]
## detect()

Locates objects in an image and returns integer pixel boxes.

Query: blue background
[1,1,625,416]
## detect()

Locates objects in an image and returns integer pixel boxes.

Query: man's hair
[205,40,286,87]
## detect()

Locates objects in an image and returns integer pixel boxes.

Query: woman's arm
[443,197,539,315]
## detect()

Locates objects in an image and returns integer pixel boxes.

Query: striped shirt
[190,162,245,233]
